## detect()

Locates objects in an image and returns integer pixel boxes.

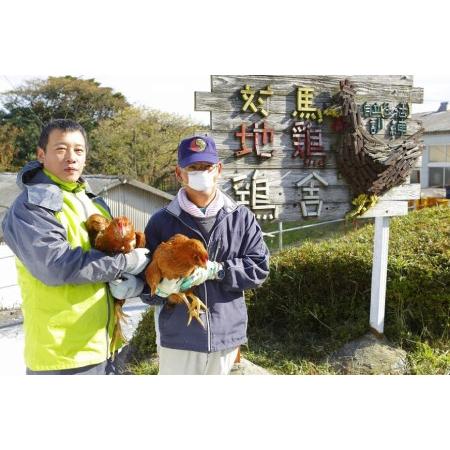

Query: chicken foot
[185,293,207,329]
[168,292,208,329]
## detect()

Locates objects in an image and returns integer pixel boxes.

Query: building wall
[0,243,21,309]
[420,133,450,188]
[100,184,171,232]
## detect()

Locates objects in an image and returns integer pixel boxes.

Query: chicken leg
[185,292,207,329]
[110,299,129,359]
[168,292,207,329]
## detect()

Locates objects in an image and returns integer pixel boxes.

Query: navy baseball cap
[177,135,219,168]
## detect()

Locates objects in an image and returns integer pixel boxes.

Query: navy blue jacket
[142,191,270,353]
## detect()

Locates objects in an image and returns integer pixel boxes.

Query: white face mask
[187,167,217,192]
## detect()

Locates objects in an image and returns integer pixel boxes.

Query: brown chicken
[145,234,209,328]
[85,213,146,353]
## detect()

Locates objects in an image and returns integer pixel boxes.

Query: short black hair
[38,119,89,152]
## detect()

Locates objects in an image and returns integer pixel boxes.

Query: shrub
[247,206,450,353]
[128,307,157,360]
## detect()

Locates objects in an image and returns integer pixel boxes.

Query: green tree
[0,123,20,171]
[88,107,205,189]
[0,76,129,168]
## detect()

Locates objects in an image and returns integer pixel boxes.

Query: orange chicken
[85,213,146,352]
[145,234,209,328]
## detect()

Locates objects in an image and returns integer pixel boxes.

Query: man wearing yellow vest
[2,119,150,374]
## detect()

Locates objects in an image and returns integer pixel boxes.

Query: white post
[278,221,283,252]
[370,216,390,334]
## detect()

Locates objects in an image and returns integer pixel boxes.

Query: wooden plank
[358,201,408,218]
[212,75,416,90]
[197,91,329,113]
[217,155,338,170]
[221,181,351,204]
[259,201,350,222]
[210,111,424,135]
[220,167,349,187]
[196,90,423,113]
[379,183,421,201]
[212,128,335,147]
[219,168,353,221]
[214,135,337,169]
[207,130,422,170]
[209,75,423,103]
[211,127,421,152]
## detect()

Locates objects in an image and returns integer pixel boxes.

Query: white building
[413,102,450,193]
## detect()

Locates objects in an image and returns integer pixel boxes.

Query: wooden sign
[195,75,424,222]
[196,75,424,336]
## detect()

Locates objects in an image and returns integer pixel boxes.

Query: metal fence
[262,218,346,253]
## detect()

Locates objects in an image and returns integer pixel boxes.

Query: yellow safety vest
[17,171,120,371]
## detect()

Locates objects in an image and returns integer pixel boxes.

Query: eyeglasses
[184,164,218,173]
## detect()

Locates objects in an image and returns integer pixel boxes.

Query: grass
[239,330,339,375]
[407,341,450,375]
[240,331,450,375]
[124,357,159,375]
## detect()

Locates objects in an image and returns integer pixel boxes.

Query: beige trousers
[157,345,239,375]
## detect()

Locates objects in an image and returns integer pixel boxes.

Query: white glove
[155,277,184,298]
[124,248,150,275]
[109,273,144,299]
[179,261,222,291]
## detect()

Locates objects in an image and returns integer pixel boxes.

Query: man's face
[37,129,87,182]
[176,161,222,193]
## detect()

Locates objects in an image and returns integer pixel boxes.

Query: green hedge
[128,307,157,360]
[247,206,449,352]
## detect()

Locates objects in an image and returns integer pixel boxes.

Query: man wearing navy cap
[143,135,270,374]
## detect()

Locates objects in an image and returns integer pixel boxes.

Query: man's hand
[179,261,222,291]
[124,248,150,275]
[109,273,144,299]
[155,277,184,298]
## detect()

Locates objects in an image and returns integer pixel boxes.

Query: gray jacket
[1,161,126,285]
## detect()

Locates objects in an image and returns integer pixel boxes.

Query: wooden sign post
[359,185,420,334]
[196,75,423,336]
[361,184,420,334]
[371,216,390,334]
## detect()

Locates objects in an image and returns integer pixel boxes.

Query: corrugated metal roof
[83,175,120,194]
[412,110,450,133]
[91,176,174,201]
